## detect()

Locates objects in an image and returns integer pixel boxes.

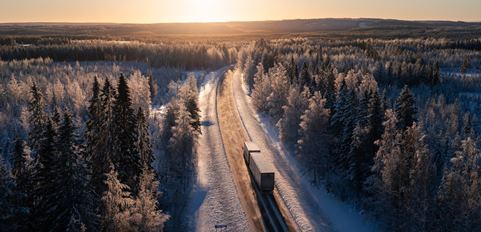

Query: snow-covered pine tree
[11,136,33,231]
[366,89,384,155]
[50,112,98,231]
[28,83,46,157]
[430,62,440,86]
[349,89,385,197]
[112,74,142,194]
[266,64,290,122]
[101,165,135,232]
[323,68,336,110]
[180,75,201,133]
[461,138,481,231]
[136,108,154,170]
[31,119,58,230]
[329,80,348,136]
[161,100,179,149]
[12,136,29,178]
[297,92,330,183]
[298,62,310,88]
[436,149,469,232]
[148,75,157,105]
[453,137,481,231]
[395,85,417,130]
[355,90,370,127]
[348,123,370,196]
[168,103,198,178]
[278,86,310,147]
[91,78,114,196]
[85,77,102,162]
[243,55,256,92]
[0,154,15,231]
[331,81,356,178]
[364,110,401,220]
[252,63,270,112]
[131,166,169,232]
[405,123,436,231]
[51,103,62,133]
[287,56,298,85]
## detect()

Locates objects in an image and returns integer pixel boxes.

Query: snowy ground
[231,70,379,232]
[184,68,249,232]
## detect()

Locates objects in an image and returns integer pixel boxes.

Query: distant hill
[1,18,481,38]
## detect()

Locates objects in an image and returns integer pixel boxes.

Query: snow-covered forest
[237,37,481,231]
[0,40,215,231]
[1,28,481,232]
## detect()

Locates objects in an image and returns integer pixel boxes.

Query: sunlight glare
[184,0,227,22]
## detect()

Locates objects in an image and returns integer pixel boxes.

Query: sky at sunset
[1,0,481,23]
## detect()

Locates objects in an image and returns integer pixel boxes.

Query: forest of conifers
[1,28,481,231]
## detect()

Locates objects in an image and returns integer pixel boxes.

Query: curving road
[187,68,249,232]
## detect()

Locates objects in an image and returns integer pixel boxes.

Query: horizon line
[0,17,480,25]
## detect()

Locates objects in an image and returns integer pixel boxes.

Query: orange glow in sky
[1,0,480,23]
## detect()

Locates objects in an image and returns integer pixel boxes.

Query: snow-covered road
[231,70,377,232]
[186,68,249,232]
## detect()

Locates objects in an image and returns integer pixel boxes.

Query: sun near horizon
[1,0,481,23]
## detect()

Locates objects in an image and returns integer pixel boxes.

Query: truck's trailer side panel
[249,153,275,192]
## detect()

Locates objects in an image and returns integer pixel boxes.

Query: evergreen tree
[84,77,103,218]
[51,104,62,133]
[252,63,270,112]
[160,101,179,149]
[437,152,468,232]
[0,154,15,231]
[85,77,102,162]
[356,90,370,127]
[460,56,470,74]
[11,136,33,231]
[243,55,257,92]
[11,136,29,178]
[324,68,336,110]
[112,74,142,194]
[351,89,385,195]
[439,137,481,231]
[31,119,58,231]
[348,123,370,195]
[365,110,401,221]
[329,80,349,136]
[136,108,154,170]
[148,75,157,104]
[50,112,98,231]
[367,90,385,149]
[330,81,356,175]
[181,76,201,133]
[278,86,310,147]
[168,103,198,177]
[395,86,417,130]
[288,56,298,85]
[405,124,436,231]
[101,166,135,232]
[267,64,290,122]
[28,83,46,156]
[298,62,310,87]
[297,92,331,183]
[131,167,169,232]
[430,62,440,86]
[91,78,115,197]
